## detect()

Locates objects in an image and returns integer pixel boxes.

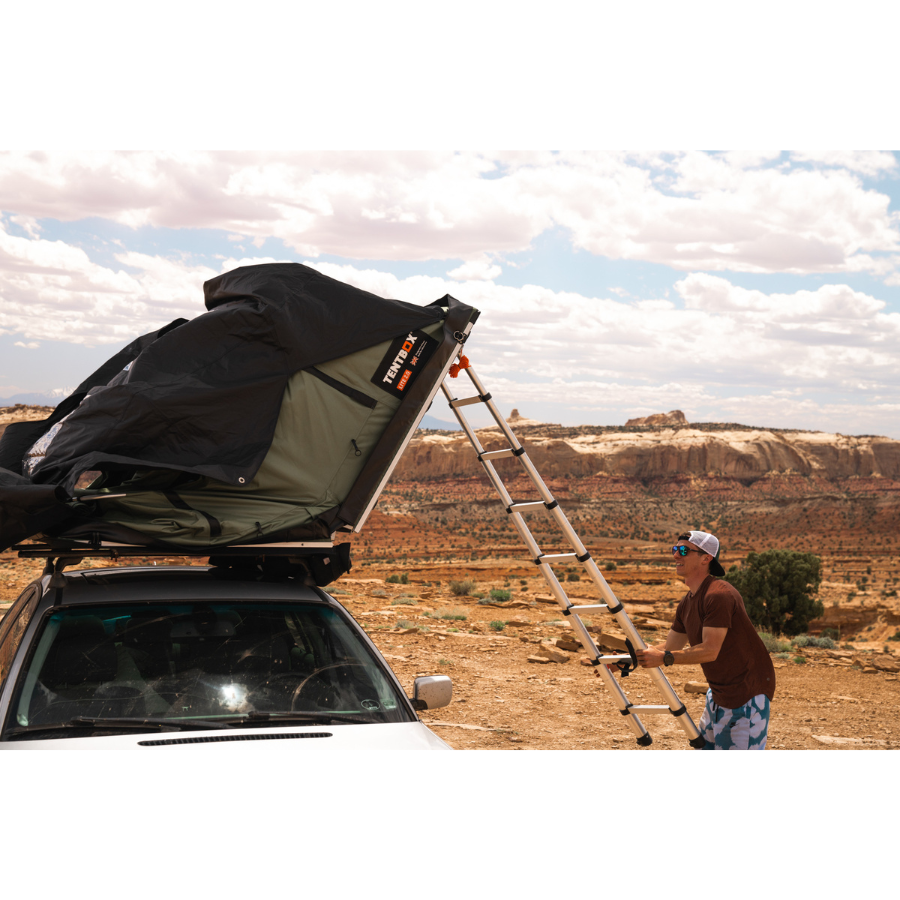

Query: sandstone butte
[402,419,900,484]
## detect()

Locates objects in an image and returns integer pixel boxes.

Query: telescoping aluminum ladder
[441,354,706,749]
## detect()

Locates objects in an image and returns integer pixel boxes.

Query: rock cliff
[405,422,900,484]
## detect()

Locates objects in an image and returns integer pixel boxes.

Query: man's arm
[636,627,727,668]
[643,630,689,653]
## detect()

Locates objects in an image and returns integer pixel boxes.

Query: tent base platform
[12,539,351,588]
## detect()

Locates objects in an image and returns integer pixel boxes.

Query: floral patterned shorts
[698,690,770,750]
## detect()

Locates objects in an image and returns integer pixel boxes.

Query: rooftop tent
[0,263,480,558]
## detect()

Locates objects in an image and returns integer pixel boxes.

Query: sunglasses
[671,545,708,557]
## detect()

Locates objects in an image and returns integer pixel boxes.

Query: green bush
[792,634,836,649]
[489,620,507,631]
[391,597,416,605]
[606,562,618,572]
[758,631,792,653]
[725,550,823,637]
[385,573,409,584]
[489,589,511,602]
[435,607,467,621]
[793,656,807,664]
[821,627,839,641]
[449,579,476,596]
[887,631,900,642]
[566,573,581,582]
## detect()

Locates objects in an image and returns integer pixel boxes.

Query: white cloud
[447,259,502,281]
[1,151,898,279]
[0,220,221,345]
[1,229,897,435]
[13,340,39,348]
[790,151,899,177]
[303,261,900,407]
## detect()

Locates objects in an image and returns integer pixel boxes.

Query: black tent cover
[0,262,478,553]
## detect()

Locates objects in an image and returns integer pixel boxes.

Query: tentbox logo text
[371,330,438,398]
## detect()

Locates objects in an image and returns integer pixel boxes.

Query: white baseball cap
[688,531,725,576]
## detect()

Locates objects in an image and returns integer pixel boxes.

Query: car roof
[52,565,329,607]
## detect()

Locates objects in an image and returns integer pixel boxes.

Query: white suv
[0,564,452,750]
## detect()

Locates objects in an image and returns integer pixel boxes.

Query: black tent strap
[304,367,377,409]
[163,491,222,539]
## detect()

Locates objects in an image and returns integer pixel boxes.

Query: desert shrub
[489,589,511,602]
[567,573,581,582]
[386,573,409,584]
[435,607,467,621]
[774,651,792,659]
[472,592,485,600]
[821,627,839,641]
[396,619,415,629]
[449,579,476,596]
[391,597,416,605]
[887,631,900,642]
[489,620,507,631]
[605,562,617,572]
[371,589,387,597]
[758,631,792,653]
[793,656,807,664]
[726,550,823,637]
[792,634,836,649]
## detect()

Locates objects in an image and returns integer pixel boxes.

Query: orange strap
[449,354,470,378]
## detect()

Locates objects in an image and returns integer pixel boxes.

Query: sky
[1,150,898,437]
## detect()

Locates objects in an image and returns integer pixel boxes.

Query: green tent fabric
[76,320,444,547]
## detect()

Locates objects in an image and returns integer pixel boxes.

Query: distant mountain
[0,391,68,408]
[418,413,461,431]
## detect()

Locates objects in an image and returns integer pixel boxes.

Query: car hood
[0,721,453,751]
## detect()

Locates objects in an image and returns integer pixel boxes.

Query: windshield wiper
[5,716,230,738]
[223,711,381,728]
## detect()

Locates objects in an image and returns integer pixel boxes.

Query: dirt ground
[4,532,896,750]
[328,554,900,751]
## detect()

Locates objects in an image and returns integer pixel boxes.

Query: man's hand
[636,647,665,668]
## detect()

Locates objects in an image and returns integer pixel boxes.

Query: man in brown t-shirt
[636,530,776,750]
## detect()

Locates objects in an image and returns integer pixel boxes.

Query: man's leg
[697,689,718,749]
[746,694,770,749]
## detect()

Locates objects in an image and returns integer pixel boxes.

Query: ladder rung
[537,553,577,563]
[480,448,516,461]
[628,705,672,715]
[449,395,485,408]
[595,654,633,664]
[508,501,546,513]
[569,603,608,613]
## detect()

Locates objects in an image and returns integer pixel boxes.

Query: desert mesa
[403,409,900,483]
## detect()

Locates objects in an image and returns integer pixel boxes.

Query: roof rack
[14,538,350,589]
[13,539,334,560]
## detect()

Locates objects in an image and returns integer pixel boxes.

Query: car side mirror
[411,675,452,711]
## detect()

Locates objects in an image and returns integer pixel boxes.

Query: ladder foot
[689,735,707,749]
[636,733,653,747]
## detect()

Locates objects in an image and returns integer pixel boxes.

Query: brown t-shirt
[672,575,776,709]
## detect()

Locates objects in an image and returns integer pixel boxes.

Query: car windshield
[5,601,413,739]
